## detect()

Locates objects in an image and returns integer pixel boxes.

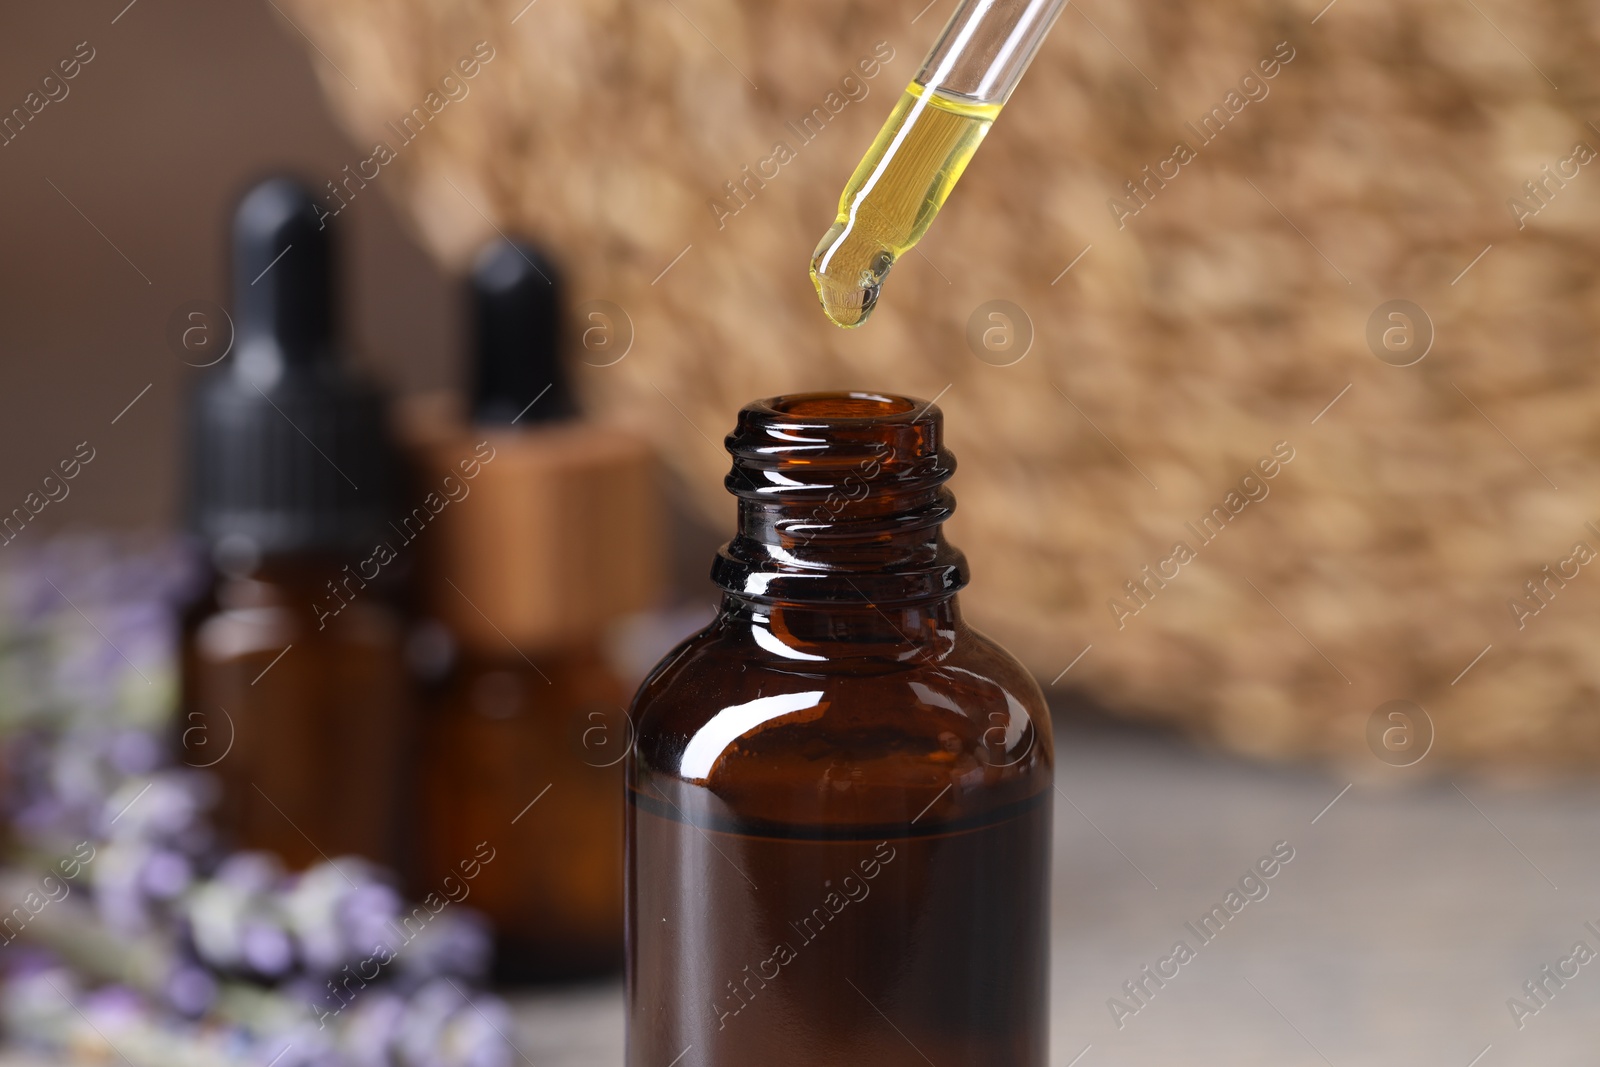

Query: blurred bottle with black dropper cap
[180,176,412,871]
[401,238,662,982]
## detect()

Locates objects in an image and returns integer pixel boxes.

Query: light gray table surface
[10,717,1598,1065]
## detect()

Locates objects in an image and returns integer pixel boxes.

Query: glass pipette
[810,0,1070,328]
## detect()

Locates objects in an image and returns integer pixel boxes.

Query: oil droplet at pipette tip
[809,82,1000,329]
[809,227,893,330]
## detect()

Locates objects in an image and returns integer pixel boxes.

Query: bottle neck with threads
[710,392,968,651]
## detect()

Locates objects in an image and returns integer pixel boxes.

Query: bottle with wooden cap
[403,239,662,982]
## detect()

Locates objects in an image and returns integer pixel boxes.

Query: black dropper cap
[469,239,576,425]
[186,177,397,558]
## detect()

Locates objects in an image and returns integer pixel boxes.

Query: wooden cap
[400,394,664,652]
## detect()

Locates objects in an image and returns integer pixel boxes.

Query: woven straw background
[279,0,1600,768]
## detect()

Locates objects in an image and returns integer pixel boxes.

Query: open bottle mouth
[725,391,948,485]
[714,392,967,605]
[766,392,917,419]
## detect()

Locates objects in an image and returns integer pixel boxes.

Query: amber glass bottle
[404,239,661,981]
[627,393,1053,1067]
[181,178,409,870]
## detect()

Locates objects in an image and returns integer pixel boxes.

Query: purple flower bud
[82,982,144,1026]
[108,729,162,777]
[393,980,461,1065]
[337,882,402,958]
[241,919,295,978]
[11,798,68,837]
[213,852,284,894]
[140,849,193,900]
[2,947,62,978]
[286,859,387,974]
[397,910,492,982]
[94,878,152,938]
[340,990,405,1067]
[165,964,218,1018]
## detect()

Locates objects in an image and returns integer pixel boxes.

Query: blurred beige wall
[0,0,453,537]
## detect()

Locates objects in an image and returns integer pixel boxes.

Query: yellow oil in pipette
[810,81,1000,329]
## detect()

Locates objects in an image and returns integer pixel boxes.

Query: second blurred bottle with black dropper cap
[181,177,411,871]
[402,239,662,982]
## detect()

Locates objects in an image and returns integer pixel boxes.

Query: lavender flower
[0,534,516,1066]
